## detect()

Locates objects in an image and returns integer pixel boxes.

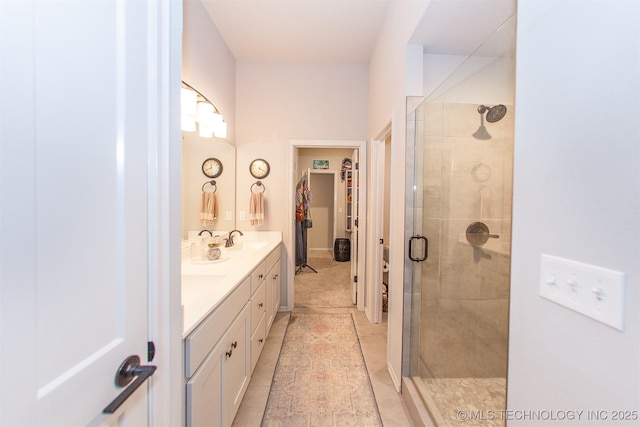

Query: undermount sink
[190,257,229,265]
[241,241,269,250]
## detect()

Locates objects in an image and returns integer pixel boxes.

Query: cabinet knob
[259,338,264,344]
[258,302,264,308]
[273,274,278,280]
[258,274,263,279]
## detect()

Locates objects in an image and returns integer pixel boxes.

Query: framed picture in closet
[312,160,329,170]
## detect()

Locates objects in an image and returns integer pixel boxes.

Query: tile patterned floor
[261,313,382,426]
[232,251,412,426]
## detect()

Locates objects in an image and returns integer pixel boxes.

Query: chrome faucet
[225,230,244,247]
[198,229,213,237]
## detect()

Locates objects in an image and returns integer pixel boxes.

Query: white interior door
[365,140,385,323]
[0,1,156,425]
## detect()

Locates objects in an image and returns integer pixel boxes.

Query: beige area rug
[262,313,382,427]
[295,250,353,308]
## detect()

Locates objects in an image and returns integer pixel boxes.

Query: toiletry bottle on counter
[202,243,221,260]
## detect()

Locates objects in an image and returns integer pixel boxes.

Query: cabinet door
[250,313,267,374]
[186,343,224,427]
[223,304,251,426]
[266,260,281,331]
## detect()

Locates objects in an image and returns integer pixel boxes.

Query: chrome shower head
[478,104,507,123]
[473,110,492,140]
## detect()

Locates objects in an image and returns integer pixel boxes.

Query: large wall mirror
[182,132,235,238]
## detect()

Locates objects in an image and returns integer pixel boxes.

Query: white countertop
[181,231,282,337]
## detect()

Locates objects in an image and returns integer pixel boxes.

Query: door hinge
[380,238,384,244]
[354,275,358,283]
[147,341,156,362]
[355,219,358,227]
[355,162,359,170]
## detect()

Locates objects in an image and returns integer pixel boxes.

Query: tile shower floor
[417,377,506,427]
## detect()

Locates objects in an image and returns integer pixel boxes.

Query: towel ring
[202,180,217,192]
[251,181,265,193]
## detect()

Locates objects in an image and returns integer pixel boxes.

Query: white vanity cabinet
[183,238,282,427]
[185,278,251,427]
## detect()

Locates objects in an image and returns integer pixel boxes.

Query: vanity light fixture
[181,81,227,139]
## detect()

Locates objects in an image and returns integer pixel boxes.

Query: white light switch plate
[539,254,625,331]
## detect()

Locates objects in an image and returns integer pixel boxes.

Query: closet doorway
[307,172,337,251]
[288,141,367,312]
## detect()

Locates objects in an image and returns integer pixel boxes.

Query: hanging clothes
[295,179,313,267]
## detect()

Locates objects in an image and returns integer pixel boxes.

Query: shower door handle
[409,235,428,262]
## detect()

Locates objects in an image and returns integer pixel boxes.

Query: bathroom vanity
[181,231,282,427]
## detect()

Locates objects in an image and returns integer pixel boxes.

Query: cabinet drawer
[185,277,251,378]
[266,245,280,272]
[250,261,266,294]
[250,281,266,334]
[250,313,266,374]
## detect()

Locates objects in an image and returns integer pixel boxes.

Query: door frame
[287,140,367,312]
[365,122,391,324]
[149,0,183,425]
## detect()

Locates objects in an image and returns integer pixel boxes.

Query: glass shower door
[405,15,515,427]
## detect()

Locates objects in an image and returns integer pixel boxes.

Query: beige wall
[508,0,640,421]
[368,0,430,389]
[305,173,334,250]
[236,62,369,307]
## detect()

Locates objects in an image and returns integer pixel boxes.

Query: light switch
[539,254,625,331]
[239,211,246,221]
[226,211,232,221]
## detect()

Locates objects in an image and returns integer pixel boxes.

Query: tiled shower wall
[419,102,514,379]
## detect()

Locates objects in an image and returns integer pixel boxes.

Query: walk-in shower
[404,15,516,427]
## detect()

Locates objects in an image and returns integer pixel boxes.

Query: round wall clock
[250,158,270,179]
[202,157,223,178]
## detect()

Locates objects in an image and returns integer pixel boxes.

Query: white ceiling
[201,0,515,64]
[410,0,515,56]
